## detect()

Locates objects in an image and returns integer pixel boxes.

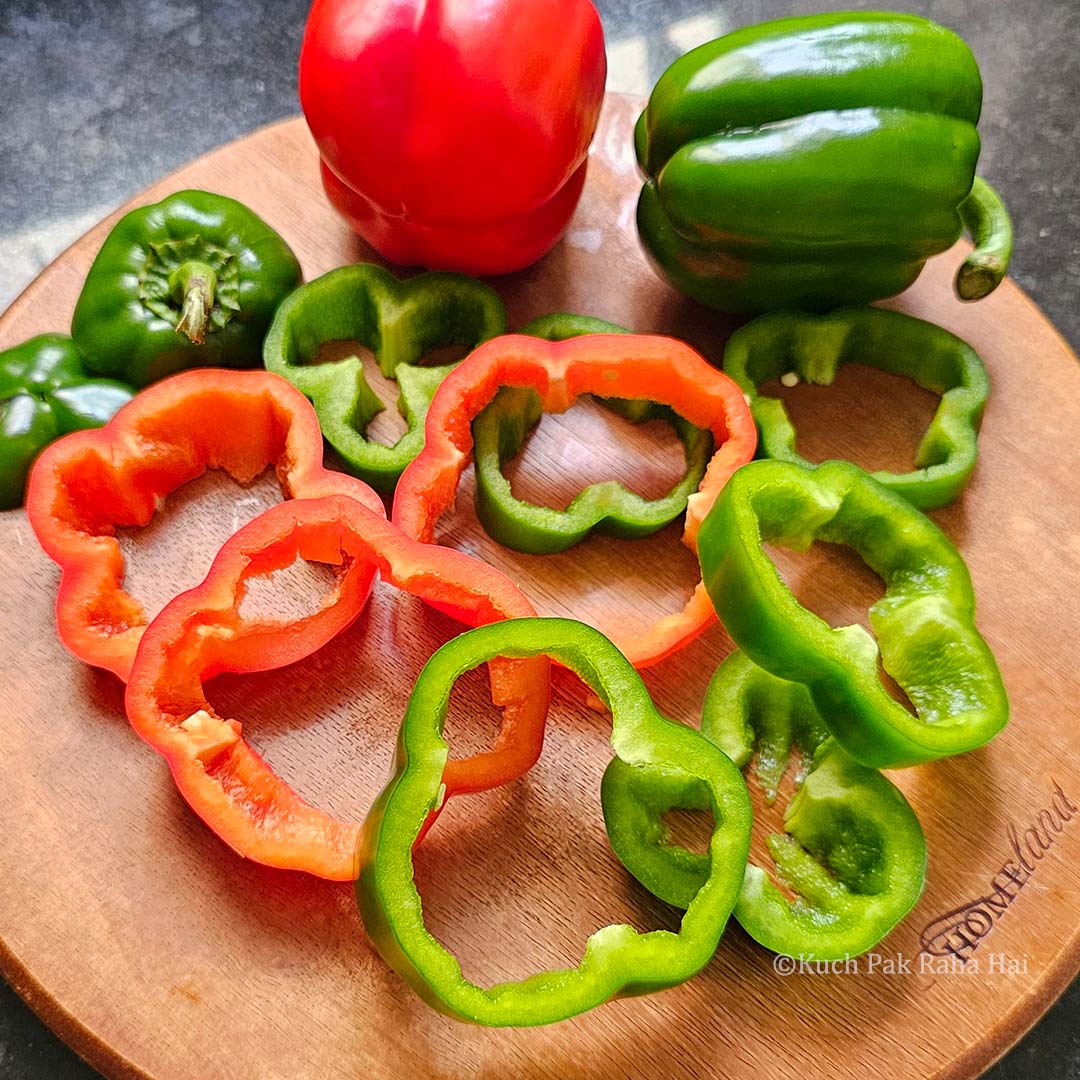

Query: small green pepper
[0,334,134,510]
[602,650,928,961]
[472,313,713,554]
[356,616,752,1026]
[72,190,301,386]
[723,307,990,510]
[263,263,505,493]
[697,459,1008,767]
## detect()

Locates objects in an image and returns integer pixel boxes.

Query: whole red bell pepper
[298,0,606,275]
[26,369,385,681]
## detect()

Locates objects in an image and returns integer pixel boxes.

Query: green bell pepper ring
[472,313,713,554]
[635,12,1013,314]
[473,386,712,554]
[518,313,628,342]
[698,459,1008,767]
[602,650,927,961]
[263,263,505,493]
[356,616,752,1026]
[723,307,990,511]
[72,190,301,387]
[0,334,133,509]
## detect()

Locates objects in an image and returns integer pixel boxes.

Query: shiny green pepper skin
[0,334,133,509]
[635,13,1012,313]
[72,190,301,387]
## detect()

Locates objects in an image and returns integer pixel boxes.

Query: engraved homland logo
[918,780,1077,964]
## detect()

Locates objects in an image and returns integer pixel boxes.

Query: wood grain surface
[0,96,1078,1080]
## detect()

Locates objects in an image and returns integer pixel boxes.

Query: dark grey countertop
[1,1,1077,1077]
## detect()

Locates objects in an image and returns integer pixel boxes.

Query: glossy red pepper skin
[298,0,606,274]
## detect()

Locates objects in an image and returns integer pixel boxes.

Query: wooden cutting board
[1,95,1078,1080]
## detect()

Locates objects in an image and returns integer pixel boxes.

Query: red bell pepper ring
[26,369,384,681]
[125,495,550,881]
[392,333,757,668]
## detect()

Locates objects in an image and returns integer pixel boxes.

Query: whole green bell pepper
[602,650,927,961]
[472,313,713,554]
[0,334,133,509]
[72,190,301,387]
[356,616,752,1026]
[723,307,990,510]
[263,263,505,493]
[635,12,1013,313]
[697,459,1008,767]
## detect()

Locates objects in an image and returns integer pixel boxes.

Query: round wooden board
[1,95,1079,1080]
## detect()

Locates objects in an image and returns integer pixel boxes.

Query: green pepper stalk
[170,259,219,345]
[356,616,752,1026]
[956,177,1015,301]
[697,459,1008,767]
[602,650,928,961]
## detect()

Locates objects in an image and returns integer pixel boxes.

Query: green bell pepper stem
[722,307,990,510]
[956,177,1014,301]
[170,259,219,345]
[356,616,752,1026]
[697,459,1008,767]
[263,263,505,494]
[602,650,927,961]
[472,312,713,554]
[0,334,134,510]
[72,189,301,386]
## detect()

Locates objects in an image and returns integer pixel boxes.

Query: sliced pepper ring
[262,262,506,493]
[125,496,550,882]
[474,385,711,553]
[723,306,990,510]
[25,369,385,681]
[602,650,927,961]
[519,311,653,421]
[498,306,711,552]
[697,459,1008,767]
[356,616,751,1025]
[392,333,757,668]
